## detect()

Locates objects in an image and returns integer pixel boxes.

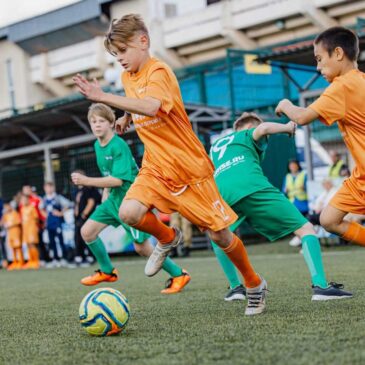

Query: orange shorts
[330,179,365,215]
[22,227,39,245]
[125,172,237,231]
[8,231,22,249]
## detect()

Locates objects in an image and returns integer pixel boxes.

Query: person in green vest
[282,160,308,248]
[329,150,345,178]
[209,112,352,302]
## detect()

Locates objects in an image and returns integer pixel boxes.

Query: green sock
[212,242,241,289]
[87,237,114,274]
[162,257,183,277]
[301,235,328,289]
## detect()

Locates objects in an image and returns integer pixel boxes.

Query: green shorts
[89,198,150,244]
[230,186,307,241]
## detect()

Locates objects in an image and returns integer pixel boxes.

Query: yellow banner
[244,54,272,74]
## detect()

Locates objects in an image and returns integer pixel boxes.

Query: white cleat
[144,228,183,277]
[245,276,268,316]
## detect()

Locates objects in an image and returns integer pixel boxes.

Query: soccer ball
[79,287,130,336]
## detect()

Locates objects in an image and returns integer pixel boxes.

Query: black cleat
[224,284,246,301]
[312,282,353,301]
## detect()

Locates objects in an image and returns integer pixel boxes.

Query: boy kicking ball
[74,14,267,316]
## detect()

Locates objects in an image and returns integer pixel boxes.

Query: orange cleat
[161,270,191,294]
[22,261,39,270]
[81,269,119,286]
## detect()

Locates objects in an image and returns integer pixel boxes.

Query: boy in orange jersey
[20,195,40,269]
[276,26,365,248]
[1,201,23,270]
[74,14,266,316]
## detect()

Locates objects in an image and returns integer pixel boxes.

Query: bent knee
[80,224,96,243]
[319,213,337,232]
[119,209,140,226]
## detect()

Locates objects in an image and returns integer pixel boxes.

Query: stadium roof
[0,0,112,54]
[0,91,232,160]
[257,22,365,71]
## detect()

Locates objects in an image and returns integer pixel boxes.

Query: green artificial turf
[0,240,364,365]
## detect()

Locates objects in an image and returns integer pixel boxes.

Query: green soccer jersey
[94,134,139,206]
[210,128,272,206]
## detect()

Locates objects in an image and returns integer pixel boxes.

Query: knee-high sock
[162,257,183,277]
[87,237,113,274]
[17,248,24,265]
[132,211,175,244]
[301,235,327,288]
[30,245,39,263]
[212,242,241,289]
[342,222,365,246]
[221,234,261,289]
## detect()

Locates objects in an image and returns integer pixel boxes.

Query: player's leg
[80,218,118,285]
[320,182,365,246]
[294,222,352,300]
[211,217,244,301]
[132,234,190,294]
[320,205,365,246]
[208,227,267,315]
[120,199,176,245]
[120,199,183,277]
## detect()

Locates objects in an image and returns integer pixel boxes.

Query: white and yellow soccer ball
[79,288,130,336]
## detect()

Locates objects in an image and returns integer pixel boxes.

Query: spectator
[72,169,101,266]
[308,179,338,226]
[1,201,23,270]
[170,213,192,257]
[21,184,49,265]
[282,160,308,247]
[0,196,8,269]
[41,182,71,268]
[328,150,345,178]
[20,194,40,269]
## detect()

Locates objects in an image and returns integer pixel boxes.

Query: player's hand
[71,172,88,186]
[286,121,297,137]
[275,99,291,117]
[73,74,104,102]
[115,113,132,135]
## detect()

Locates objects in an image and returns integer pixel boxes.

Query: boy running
[71,103,190,294]
[275,26,365,247]
[209,113,352,301]
[74,14,266,315]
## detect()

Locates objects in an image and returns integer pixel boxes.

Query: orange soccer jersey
[122,57,237,231]
[310,69,365,214]
[2,210,22,249]
[21,205,39,245]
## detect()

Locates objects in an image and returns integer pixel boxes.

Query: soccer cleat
[161,270,191,294]
[311,282,353,301]
[81,269,119,286]
[145,228,183,277]
[245,277,268,316]
[224,285,246,301]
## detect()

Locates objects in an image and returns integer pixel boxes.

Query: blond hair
[104,14,149,55]
[233,112,264,131]
[87,103,115,125]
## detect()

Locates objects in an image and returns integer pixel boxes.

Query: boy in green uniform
[71,103,190,294]
[209,112,352,301]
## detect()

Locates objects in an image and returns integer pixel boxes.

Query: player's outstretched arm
[73,74,161,117]
[253,121,296,141]
[71,172,122,189]
[275,99,319,125]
